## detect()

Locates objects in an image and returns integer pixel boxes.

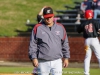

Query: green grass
[0,67,33,74]
[0,0,82,37]
[0,67,99,75]
[63,68,100,75]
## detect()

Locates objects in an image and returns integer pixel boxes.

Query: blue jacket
[80,1,92,11]
[29,22,70,61]
[84,1,92,10]
[92,0,100,10]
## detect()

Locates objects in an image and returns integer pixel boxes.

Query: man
[91,0,98,10]
[77,10,100,75]
[92,0,100,19]
[29,7,70,75]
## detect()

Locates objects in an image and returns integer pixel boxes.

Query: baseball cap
[43,7,54,18]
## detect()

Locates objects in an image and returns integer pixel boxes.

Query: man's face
[44,16,54,25]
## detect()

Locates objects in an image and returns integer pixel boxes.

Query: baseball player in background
[77,10,100,75]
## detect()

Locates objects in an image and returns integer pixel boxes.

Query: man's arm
[62,28,70,68]
[95,20,100,34]
[37,15,43,23]
[37,6,47,23]
[62,58,69,68]
[62,35,70,59]
[77,24,83,33]
[98,29,100,33]
[80,2,85,13]
[29,29,38,67]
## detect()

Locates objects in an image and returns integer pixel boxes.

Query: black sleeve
[37,15,43,23]
[77,24,83,33]
[94,20,100,32]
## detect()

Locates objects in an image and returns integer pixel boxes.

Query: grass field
[0,67,33,74]
[0,67,100,75]
[0,0,82,37]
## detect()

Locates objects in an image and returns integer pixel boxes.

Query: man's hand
[62,58,69,68]
[98,29,100,33]
[32,58,38,67]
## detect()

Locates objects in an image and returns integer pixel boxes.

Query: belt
[93,36,97,38]
[89,36,97,38]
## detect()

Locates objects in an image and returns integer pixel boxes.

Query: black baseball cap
[43,7,54,18]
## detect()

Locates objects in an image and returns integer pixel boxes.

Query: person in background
[75,0,92,24]
[29,6,70,75]
[92,0,100,19]
[91,0,98,10]
[77,10,100,75]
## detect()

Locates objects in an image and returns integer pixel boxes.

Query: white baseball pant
[84,37,100,75]
[37,58,62,75]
